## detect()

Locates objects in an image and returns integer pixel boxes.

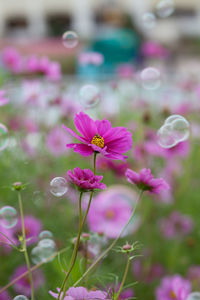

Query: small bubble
[39,230,53,240]
[186,293,200,300]
[80,84,101,108]
[31,239,56,264]
[0,206,17,228]
[156,0,175,18]
[62,31,79,48]
[140,67,161,90]
[142,12,156,30]
[50,177,68,197]
[13,296,29,300]
[0,124,9,151]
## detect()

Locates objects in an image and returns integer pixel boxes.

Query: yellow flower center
[91,134,104,149]
[106,210,115,219]
[170,291,177,299]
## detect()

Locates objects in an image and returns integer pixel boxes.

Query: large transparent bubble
[142,13,156,30]
[31,239,56,264]
[50,177,68,197]
[62,31,78,48]
[0,206,18,228]
[80,84,101,108]
[156,0,175,18]
[157,115,190,148]
[140,68,161,90]
[186,293,200,300]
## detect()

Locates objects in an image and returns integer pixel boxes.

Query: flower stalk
[18,191,34,300]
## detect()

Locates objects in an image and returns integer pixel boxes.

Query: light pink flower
[78,52,104,66]
[0,90,9,106]
[49,286,107,299]
[46,127,71,156]
[2,47,23,73]
[155,275,191,300]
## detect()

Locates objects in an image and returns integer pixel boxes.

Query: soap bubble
[50,177,68,197]
[31,239,56,264]
[14,296,29,300]
[186,293,200,300]
[157,124,177,148]
[157,115,190,148]
[39,230,53,240]
[142,12,156,30]
[0,124,9,151]
[156,0,175,18]
[140,68,161,90]
[80,84,101,108]
[0,206,17,228]
[62,31,78,48]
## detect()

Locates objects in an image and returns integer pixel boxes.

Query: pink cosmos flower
[49,286,107,299]
[159,211,193,239]
[155,275,191,300]
[141,41,169,59]
[11,265,44,296]
[78,52,104,66]
[87,188,136,238]
[107,284,134,299]
[63,112,133,160]
[0,224,15,253]
[67,167,106,191]
[125,168,170,194]
[46,127,72,156]
[2,47,23,73]
[0,289,11,300]
[0,90,9,106]
[13,215,42,246]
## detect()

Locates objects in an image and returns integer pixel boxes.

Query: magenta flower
[97,157,129,177]
[49,286,107,299]
[0,289,11,300]
[11,265,44,296]
[125,168,170,194]
[0,90,9,107]
[155,275,191,300]
[13,215,42,246]
[0,224,15,253]
[63,112,133,160]
[87,188,137,238]
[159,211,193,239]
[2,47,22,73]
[67,167,106,191]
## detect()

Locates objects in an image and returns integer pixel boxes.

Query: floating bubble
[157,115,190,148]
[140,68,161,90]
[0,124,9,151]
[31,239,56,264]
[38,238,56,249]
[39,230,53,240]
[80,85,101,108]
[0,206,17,228]
[62,31,78,48]
[157,124,177,148]
[14,296,29,300]
[156,0,175,18]
[186,293,200,300]
[50,177,68,197]
[142,12,156,30]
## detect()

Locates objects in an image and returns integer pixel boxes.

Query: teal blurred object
[77,27,141,79]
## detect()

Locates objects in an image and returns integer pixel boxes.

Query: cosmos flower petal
[74,112,97,141]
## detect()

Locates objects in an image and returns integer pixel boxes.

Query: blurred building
[0,0,199,42]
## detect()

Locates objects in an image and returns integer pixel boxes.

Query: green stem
[74,190,143,287]
[18,192,34,300]
[115,254,130,300]
[58,191,83,300]
[58,152,97,300]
